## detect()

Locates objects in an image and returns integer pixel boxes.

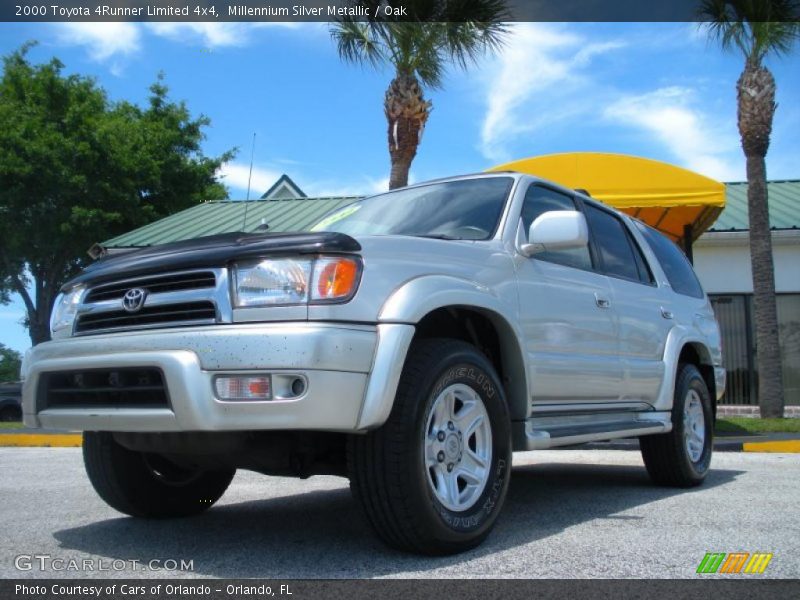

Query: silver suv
[22,173,725,555]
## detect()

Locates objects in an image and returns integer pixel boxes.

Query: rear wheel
[640,363,713,487]
[83,431,235,518]
[348,339,512,555]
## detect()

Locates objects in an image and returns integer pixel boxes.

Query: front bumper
[22,322,414,433]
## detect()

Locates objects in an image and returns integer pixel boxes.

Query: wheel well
[414,307,528,421]
[678,343,717,421]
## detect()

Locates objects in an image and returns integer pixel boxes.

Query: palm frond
[330,0,509,89]
[444,21,510,70]
[329,21,384,67]
[699,0,800,62]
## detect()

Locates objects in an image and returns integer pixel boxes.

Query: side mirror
[519,210,588,258]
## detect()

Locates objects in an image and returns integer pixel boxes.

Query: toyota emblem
[121,288,147,313]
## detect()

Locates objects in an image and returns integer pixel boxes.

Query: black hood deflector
[66,231,361,290]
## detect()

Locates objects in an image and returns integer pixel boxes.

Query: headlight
[50,285,85,338]
[233,257,361,308]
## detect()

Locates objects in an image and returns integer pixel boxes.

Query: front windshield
[310,177,514,240]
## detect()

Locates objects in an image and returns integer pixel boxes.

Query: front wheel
[640,363,713,487]
[83,431,235,518]
[348,339,512,555]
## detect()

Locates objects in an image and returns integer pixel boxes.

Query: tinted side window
[521,186,592,270]
[584,204,650,283]
[635,222,704,298]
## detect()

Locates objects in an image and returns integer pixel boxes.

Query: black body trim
[66,232,361,290]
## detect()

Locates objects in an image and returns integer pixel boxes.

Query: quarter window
[635,222,704,298]
[521,186,592,270]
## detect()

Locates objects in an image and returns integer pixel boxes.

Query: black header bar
[5,0,798,23]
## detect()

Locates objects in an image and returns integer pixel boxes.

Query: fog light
[214,375,272,401]
[291,377,306,396]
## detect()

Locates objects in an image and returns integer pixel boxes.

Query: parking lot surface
[2,448,798,579]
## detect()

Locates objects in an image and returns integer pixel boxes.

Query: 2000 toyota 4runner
[22,172,725,555]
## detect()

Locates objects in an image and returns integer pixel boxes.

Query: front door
[514,184,623,408]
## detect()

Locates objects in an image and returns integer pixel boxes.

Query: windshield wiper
[406,233,463,241]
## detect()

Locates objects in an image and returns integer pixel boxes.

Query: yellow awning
[488,152,726,244]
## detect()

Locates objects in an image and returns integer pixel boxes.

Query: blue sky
[0,21,798,354]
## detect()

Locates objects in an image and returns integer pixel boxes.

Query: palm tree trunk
[737,61,784,417]
[384,73,430,190]
[389,151,414,190]
[386,113,419,189]
[746,155,784,417]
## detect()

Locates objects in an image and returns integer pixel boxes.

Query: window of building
[521,185,592,270]
[710,293,800,406]
[778,295,800,406]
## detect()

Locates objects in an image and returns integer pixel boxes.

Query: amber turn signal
[313,257,360,301]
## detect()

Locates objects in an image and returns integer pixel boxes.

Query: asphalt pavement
[2,447,798,579]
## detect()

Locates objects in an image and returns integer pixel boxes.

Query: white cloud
[303,174,397,198]
[54,22,312,72]
[219,160,396,199]
[146,23,247,48]
[369,177,390,194]
[217,162,282,198]
[55,22,141,62]
[604,87,743,181]
[146,22,303,48]
[480,23,624,161]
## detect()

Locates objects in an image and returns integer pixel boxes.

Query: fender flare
[356,276,530,428]
[654,326,715,411]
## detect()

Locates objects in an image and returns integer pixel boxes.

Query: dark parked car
[0,383,22,421]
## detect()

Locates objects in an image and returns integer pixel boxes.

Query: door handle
[660,307,673,319]
[594,293,611,309]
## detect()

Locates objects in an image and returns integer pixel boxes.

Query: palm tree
[701,0,799,417]
[331,1,509,189]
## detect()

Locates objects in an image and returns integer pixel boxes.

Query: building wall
[693,230,800,406]
[693,231,800,294]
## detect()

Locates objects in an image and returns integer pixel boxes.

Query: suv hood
[65,232,361,290]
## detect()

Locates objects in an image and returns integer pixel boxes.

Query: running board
[513,419,669,451]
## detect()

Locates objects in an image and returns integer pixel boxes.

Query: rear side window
[521,185,592,271]
[583,204,652,284]
[635,222,704,298]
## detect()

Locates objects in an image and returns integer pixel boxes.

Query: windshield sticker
[310,204,361,231]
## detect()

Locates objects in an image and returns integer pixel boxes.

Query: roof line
[207,196,361,204]
[261,174,307,199]
[723,179,800,185]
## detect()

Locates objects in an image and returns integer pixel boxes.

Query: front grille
[39,368,169,409]
[84,271,216,303]
[73,269,227,336]
[75,301,216,334]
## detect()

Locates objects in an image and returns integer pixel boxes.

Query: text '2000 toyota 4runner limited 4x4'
[22,172,725,555]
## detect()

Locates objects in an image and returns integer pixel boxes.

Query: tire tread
[348,338,507,554]
[83,432,235,518]
[640,364,712,488]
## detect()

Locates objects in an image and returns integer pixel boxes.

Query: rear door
[581,203,671,405]
[515,184,623,407]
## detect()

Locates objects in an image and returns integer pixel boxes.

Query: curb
[0,433,82,447]
[567,437,800,453]
[742,440,800,453]
[1,432,799,452]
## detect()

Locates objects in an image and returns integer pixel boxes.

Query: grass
[0,422,24,430]
[716,417,800,434]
